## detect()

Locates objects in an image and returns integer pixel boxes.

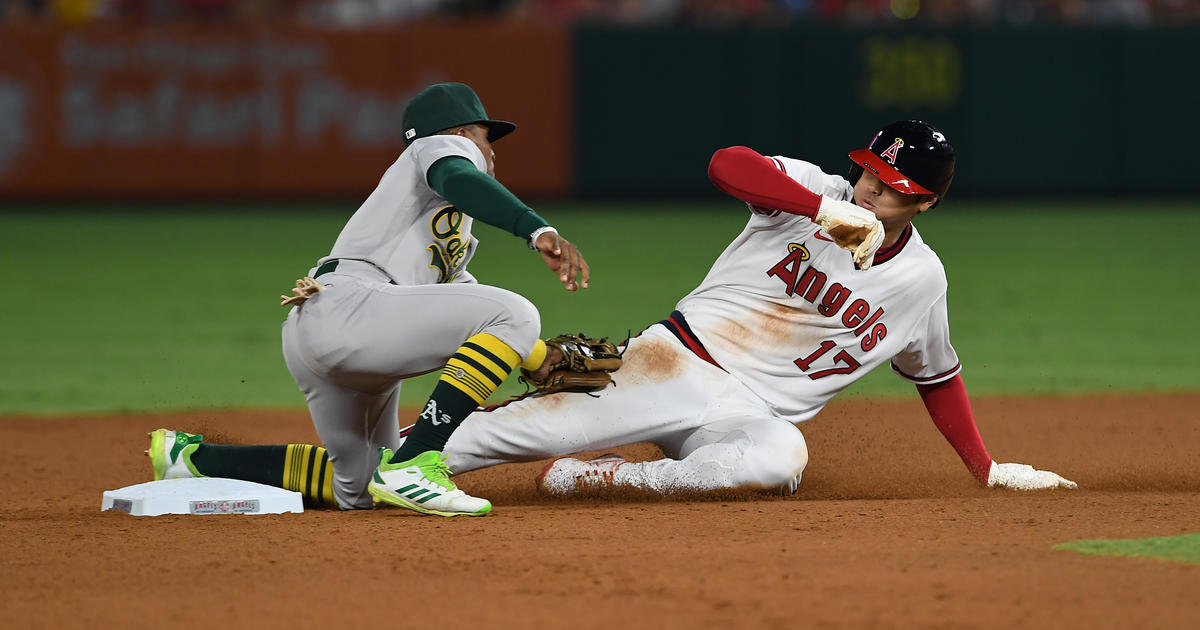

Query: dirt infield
[3,393,1197,629]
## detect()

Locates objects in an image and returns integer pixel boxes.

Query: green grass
[2,200,1197,415]
[1054,534,1200,565]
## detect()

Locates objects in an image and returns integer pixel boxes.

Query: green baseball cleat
[146,429,205,481]
[368,448,491,517]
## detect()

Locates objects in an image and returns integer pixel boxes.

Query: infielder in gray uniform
[146,82,590,517]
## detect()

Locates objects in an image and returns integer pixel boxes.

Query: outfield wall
[0,24,571,198]
[574,26,1200,198]
[0,24,1196,200]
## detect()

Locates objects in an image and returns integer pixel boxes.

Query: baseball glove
[520,333,623,395]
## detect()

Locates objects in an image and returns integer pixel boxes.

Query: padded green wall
[573,26,1199,197]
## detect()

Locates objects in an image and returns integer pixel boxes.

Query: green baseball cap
[401,82,516,146]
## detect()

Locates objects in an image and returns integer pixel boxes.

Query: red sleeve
[916,374,992,484]
[707,146,823,219]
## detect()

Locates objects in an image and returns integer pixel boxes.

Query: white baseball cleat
[368,448,492,517]
[536,453,628,494]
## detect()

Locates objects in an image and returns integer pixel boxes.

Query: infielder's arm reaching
[426,126,589,291]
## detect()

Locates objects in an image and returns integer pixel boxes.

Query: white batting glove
[814,196,885,270]
[987,461,1078,491]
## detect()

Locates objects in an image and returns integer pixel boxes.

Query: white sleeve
[890,290,962,385]
[770,156,856,202]
[410,135,487,178]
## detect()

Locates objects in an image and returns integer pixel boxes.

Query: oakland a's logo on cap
[880,137,904,165]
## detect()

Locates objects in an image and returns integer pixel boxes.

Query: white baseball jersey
[320,135,487,285]
[676,156,961,422]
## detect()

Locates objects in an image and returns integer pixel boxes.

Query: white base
[101,478,304,516]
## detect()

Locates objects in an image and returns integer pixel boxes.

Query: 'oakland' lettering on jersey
[428,205,469,282]
[318,134,485,285]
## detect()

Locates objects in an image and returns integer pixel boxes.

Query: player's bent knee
[506,292,540,333]
[737,423,809,489]
[482,289,541,343]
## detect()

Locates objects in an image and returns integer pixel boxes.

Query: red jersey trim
[871,223,912,266]
[661,312,723,371]
[479,391,537,412]
[891,361,962,384]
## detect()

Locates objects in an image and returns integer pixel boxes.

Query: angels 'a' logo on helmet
[880,137,904,165]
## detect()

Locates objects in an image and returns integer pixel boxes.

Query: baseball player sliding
[435,120,1077,495]
[146,119,1075,506]
[150,82,599,517]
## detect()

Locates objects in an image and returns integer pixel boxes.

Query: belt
[313,259,339,278]
[312,259,398,285]
[658,310,723,370]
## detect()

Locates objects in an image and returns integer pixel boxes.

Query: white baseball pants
[442,325,809,493]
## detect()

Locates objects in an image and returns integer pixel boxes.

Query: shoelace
[419,455,455,489]
[582,460,620,481]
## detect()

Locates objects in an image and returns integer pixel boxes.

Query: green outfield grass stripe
[2,203,1198,414]
[1053,533,1200,564]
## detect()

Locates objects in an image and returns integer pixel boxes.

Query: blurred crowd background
[2,1,1195,201]
[3,0,1198,26]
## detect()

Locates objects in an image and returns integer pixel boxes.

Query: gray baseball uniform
[281,134,542,509]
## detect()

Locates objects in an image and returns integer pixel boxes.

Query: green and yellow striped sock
[281,444,337,509]
[391,334,540,462]
[190,443,339,508]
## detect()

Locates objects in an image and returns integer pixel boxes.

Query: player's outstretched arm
[532,228,589,291]
[917,375,1077,490]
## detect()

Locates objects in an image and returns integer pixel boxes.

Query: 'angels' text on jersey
[767,243,886,378]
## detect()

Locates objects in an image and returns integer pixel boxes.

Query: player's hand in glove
[533,229,590,291]
[986,461,1078,491]
[815,196,886,270]
[521,333,622,395]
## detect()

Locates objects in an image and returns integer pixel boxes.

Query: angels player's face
[853,171,936,232]
[457,123,496,177]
